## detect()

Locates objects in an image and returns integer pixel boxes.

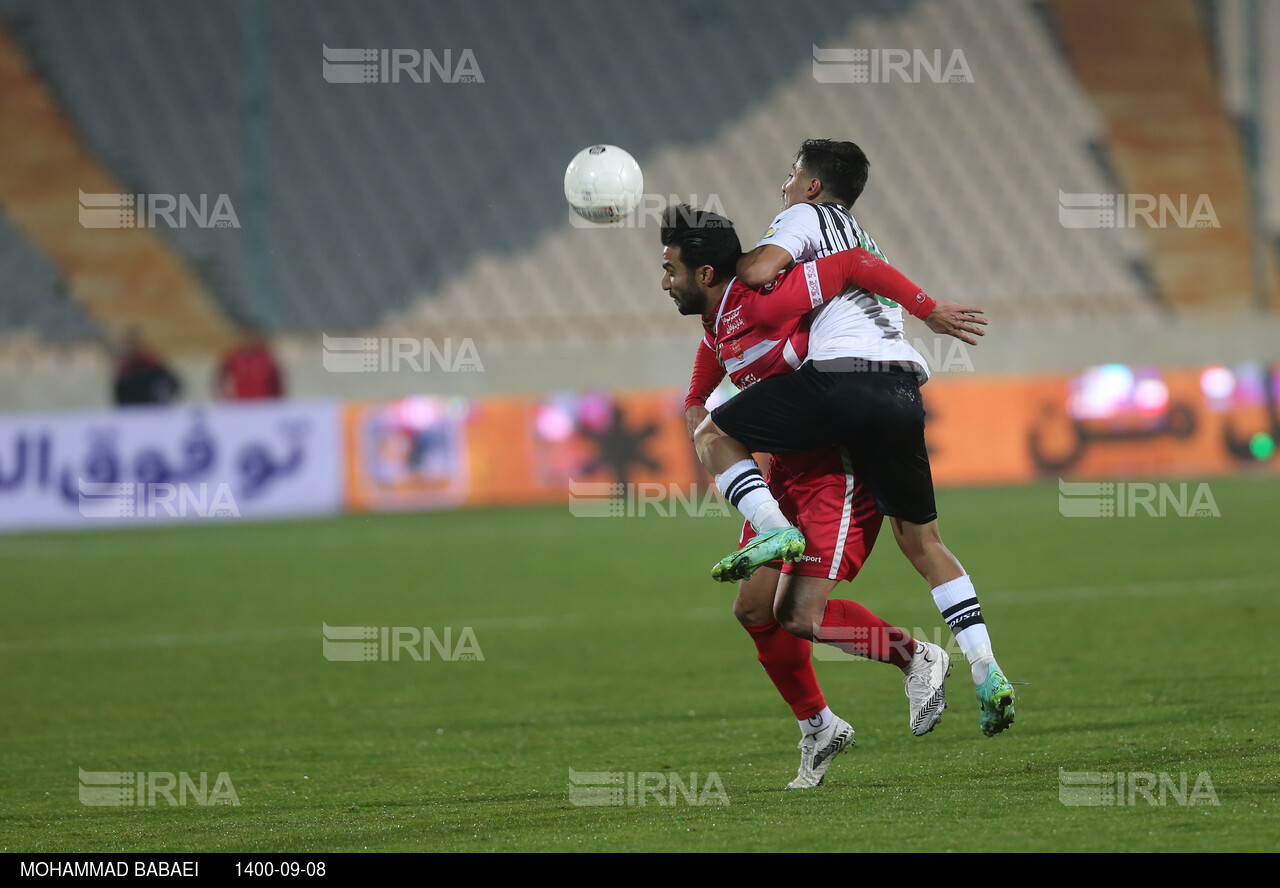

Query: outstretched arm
[809,249,986,343]
[810,248,935,317]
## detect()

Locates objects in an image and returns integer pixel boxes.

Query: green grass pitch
[2,478,1277,852]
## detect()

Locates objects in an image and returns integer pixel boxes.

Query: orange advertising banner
[343,388,706,512]
[926,364,1280,485]
[342,363,1280,512]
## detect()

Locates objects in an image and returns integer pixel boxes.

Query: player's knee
[894,519,940,561]
[779,614,816,641]
[693,416,726,464]
[732,593,761,627]
[774,603,816,640]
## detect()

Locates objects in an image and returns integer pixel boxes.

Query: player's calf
[733,566,780,627]
[697,419,793,535]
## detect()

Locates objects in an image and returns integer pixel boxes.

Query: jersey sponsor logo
[803,262,822,308]
[722,306,744,335]
[800,554,823,563]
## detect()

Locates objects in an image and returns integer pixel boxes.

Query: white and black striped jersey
[756,202,930,382]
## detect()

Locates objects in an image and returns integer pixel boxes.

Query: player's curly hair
[796,139,869,206]
[659,203,741,280]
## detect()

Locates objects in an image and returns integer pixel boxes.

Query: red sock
[744,620,826,720]
[815,599,917,669]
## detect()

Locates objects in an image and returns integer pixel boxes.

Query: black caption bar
[13,854,377,879]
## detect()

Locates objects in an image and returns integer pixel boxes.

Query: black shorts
[711,360,938,524]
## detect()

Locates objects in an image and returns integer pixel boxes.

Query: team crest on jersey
[721,340,747,368]
[721,306,744,335]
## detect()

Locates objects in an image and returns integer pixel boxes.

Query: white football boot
[903,640,951,736]
[786,716,855,789]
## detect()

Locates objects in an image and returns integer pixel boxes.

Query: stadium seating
[0,16,241,351]
[0,211,97,340]
[0,0,1163,349]
[402,0,1156,340]
[1211,0,1280,253]
[1053,0,1278,311]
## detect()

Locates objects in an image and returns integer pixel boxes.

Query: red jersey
[218,344,283,400]
[688,248,933,404]
[699,265,817,390]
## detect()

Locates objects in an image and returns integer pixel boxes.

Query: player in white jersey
[754,194,930,374]
[686,140,1014,737]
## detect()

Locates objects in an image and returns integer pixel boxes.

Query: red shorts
[737,447,883,582]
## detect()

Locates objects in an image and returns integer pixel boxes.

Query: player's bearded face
[662,248,706,316]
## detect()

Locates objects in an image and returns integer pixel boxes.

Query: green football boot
[976,662,1016,737]
[711,526,806,582]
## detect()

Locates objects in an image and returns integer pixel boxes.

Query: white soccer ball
[563,144,643,224]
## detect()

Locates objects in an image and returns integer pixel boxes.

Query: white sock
[750,501,790,532]
[800,706,835,737]
[714,459,789,532]
[957,627,999,685]
[930,574,1000,685]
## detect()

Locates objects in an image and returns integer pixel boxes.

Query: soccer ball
[563,144,643,224]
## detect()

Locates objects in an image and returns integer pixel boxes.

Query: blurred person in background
[113,326,181,406]
[216,329,284,401]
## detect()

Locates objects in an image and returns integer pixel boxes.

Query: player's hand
[924,300,987,345]
[685,405,710,442]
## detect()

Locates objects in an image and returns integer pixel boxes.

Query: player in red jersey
[675,144,1015,741]
[662,205,953,787]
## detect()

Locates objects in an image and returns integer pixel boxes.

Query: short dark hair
[796,139,869,206]
[660,204,741,279]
